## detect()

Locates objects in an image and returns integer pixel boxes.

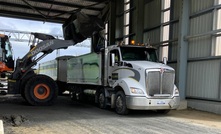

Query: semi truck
[39,42,180,114]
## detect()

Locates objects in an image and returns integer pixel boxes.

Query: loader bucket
[62,12,104,43]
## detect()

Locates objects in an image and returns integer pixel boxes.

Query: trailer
[39,44,180,114]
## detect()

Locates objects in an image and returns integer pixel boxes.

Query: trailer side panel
[67,53,102,85]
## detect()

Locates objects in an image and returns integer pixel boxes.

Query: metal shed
[0,0,221,114]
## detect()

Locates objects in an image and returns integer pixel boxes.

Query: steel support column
[177,0,189,100]
[134,0,144,43]
[108,0,116,46]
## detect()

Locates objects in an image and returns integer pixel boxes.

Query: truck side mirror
[163,57,167,65]
[111,53,115,66]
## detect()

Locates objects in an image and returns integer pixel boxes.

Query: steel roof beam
[0,9,65,23]
[0,1,98,18]
[27,0,104,11]
[0,2,72,16]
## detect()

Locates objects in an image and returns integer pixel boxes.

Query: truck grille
[147,70,175,96]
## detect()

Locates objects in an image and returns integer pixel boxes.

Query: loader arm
[10,11,104,80]
[11,35,76,80]
[22,38,75,71]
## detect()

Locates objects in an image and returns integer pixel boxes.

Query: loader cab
[0,34,14,73]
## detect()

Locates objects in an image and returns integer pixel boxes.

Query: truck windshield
[120,47,158,62]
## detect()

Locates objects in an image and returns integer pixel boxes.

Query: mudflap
[7,79,20,94]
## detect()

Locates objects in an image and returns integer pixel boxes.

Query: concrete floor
[0,95,221,134]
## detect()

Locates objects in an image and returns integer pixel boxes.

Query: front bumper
[126,96,180,110]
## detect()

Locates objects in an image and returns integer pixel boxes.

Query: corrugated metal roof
[0,0,109,23]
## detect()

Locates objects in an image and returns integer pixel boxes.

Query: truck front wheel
[115,91,129,115]
[24,75,58,106]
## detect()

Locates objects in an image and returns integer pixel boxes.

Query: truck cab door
[108,49,120,86]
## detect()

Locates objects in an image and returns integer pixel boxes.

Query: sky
[0,16,90,67]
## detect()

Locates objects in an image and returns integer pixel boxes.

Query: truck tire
[24,75,58,106]
[98,90,107,109]
[115,90,129,115]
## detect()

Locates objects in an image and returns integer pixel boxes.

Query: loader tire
[21,90,26,101]
[24,75,58,106]
[20,71,36,101]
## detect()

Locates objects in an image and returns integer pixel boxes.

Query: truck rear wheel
[98,90,107,109]
[24,75,58,106]
[115,91,129,115]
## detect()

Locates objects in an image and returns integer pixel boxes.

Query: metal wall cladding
[115,16,124,38]
[189,13,213,35]
[190,0,214,14]
[116,0,124,15]
[169,22,179,61]
[143,29,161,45]
[188,36,212,58]
[144,0,161,29]
[169,41,178,61]
[171,22,179,39]
[172,0,181,20]
[186,60,220,100]
[115,0,124,39]
[131,9,137,34]
[188,13,213,58]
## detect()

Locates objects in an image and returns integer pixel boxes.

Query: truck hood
[126,61,174,71]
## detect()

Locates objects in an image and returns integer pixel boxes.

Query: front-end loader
[1,12,104,105]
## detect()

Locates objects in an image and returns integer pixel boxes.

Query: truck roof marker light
[137,43,145,46]
[130,40,135,45]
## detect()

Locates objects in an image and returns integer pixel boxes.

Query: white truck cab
[106,44,180,114]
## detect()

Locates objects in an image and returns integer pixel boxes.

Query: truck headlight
[130,87,144,94]
[173,88,179,97]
